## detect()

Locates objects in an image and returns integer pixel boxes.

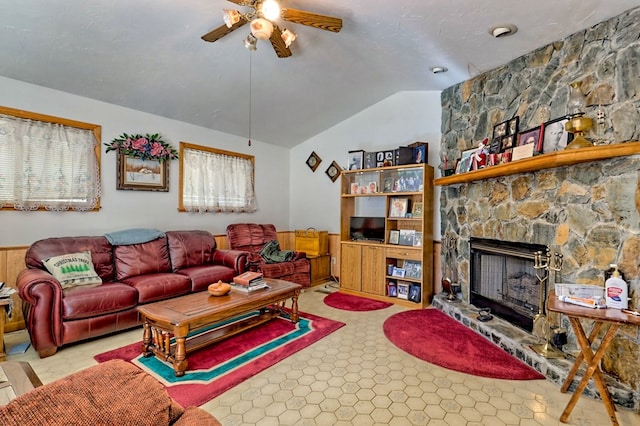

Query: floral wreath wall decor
[105,133,178,192]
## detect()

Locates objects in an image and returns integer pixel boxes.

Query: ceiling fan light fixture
[281,29,297,48]
[223,9,240,28]
[250,18,274,40]
[244,34,257,50]
[261,0,281,21]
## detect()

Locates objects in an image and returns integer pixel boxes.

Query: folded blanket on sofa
[260,240,294,263]
[104,228,165,246]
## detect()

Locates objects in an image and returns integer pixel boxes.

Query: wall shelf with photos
[434,141,640,186]
[339,164,433,308]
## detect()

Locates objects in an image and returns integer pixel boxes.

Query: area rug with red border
[383,309,544,380]
[94,310,344,407]
[323,291,392,311]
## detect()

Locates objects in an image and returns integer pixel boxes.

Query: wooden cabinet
[339,164,434,307]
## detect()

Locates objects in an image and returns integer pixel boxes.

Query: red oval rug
[383,309,545,380]
[324,292,392,311]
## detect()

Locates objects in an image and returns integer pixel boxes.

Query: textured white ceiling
[0,0,638,147]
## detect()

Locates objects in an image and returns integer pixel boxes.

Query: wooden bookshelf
[434,141,640,186]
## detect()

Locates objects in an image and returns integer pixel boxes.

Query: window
[0,106,101,211]
[179,142,256,213]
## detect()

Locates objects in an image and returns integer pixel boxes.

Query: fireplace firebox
[469,238,548,332]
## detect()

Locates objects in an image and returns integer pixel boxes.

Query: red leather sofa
[226,223,311,287]
[17,230,247,358]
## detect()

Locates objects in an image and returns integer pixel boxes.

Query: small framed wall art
[117,153,169,192]
[325,160,342,182]
[305,151,321,171]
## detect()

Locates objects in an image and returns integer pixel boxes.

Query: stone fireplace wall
[439,8,640,393]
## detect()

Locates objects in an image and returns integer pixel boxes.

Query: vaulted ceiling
[1,1,638,147]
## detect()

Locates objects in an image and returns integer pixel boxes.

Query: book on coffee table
[233,271,264,287]
[231,281,270,293]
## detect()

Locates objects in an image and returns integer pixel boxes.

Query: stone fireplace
[437,7,640,410]
[469,238,548,332]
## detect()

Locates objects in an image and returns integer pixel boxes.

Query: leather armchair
[226,223,311,287]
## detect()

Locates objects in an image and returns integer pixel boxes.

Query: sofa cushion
[226,223,278,254]
[176,265,236,292]
[166,230,215,271]
[114,237,172,281]
[26,236,115,282]
[62,282,139,320]
[42,251,103,289]
[123,273,191,303]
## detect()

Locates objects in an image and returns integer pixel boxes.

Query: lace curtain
[182,147,256,213]
[0,114,101,211]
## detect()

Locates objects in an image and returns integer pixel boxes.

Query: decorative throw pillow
[43,251,102,289]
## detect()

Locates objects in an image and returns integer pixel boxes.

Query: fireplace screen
[470,238,547,331]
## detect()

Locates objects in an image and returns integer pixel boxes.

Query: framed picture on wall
[325,161,342,182]
[305,151,322,171]
[117,153,169,192]
[542,117,573,153]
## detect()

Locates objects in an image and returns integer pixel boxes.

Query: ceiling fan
[201,0,342,58]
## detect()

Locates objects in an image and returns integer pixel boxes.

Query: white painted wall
[0,77,443,247]
[289,91,443,240]
[0,76,291,246]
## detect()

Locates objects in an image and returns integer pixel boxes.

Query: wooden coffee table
[137,278,301,376]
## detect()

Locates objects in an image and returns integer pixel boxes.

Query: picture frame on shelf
[398,229,415,246]
[492,120,508,139]
[382,177,394,192]
[391,266,406,278]
[517,126,543,153]
[366,181,377,194]
[117,153,169,192]
[397,282,410,300]
[508,116,520,136]
[364,152,376,169]
[455,148,475,174]
[389,197,409,218]
[403,260,422,279]
[411,202,423,218]
[388,230,400,244]
[325,161,342,182]
[348,150,365,170]
[489,137,502,154]
[500,135,514,151]
[387,281,397,297]
[350,183,359,194]
[305,151,321,171]
[512,142,535,161]
[409,284,421,303]
[542,117,573,153]
[413,231,423,247]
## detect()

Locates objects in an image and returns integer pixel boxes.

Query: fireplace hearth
[470,238,548,332]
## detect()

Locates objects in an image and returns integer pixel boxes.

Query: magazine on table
[233,271,265,286]
[231,281,270,293]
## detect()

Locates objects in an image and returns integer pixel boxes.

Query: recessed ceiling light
[489,24,518,38]
[430,66,448,74]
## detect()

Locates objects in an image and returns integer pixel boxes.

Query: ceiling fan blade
[281,8,342,33]
[201,16,248,43]
[226,0,254,6]
[269,26,292,58]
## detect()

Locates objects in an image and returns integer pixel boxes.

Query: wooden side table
[547,291,640,426]
[0,298,10,362]
[308,254,331,285]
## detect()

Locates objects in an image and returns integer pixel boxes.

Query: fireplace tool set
[442,232,460,302]
[530,248,565,358]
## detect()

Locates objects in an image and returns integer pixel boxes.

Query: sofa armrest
[212,249,248,274]
[292,251,307,260]
[17,268,64,357]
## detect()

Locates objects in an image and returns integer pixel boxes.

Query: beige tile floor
[4,286,639,425]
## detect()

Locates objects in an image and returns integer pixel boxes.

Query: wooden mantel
[434,141,640,186]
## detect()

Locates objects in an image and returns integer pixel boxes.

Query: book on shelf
[233,271,264,286]
[231,281,270,293]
